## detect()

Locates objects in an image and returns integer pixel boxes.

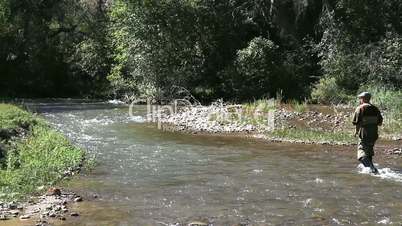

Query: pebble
[74,196,83,202]
[385,148,402,155]
[188,221,208,226]
[53,205,62,211]
[19,214,31,220]
[9,210,20,216]
[70,212,79,217]
[8,202,18,210]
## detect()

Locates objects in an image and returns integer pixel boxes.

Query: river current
[26,101,402,225]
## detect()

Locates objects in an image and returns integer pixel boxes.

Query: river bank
[0,104,86,224]
[154,100,402,153]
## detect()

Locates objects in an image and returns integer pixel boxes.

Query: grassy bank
[0,104,84,201]
[268,128,356,144]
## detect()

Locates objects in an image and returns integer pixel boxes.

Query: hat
[358,92,371,98]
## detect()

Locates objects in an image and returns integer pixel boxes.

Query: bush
[311,77,352,104]
[0,104,43,130]
[220,37,281,100]
[316,9,402,98]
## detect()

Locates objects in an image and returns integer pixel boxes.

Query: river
[26,101,402,225]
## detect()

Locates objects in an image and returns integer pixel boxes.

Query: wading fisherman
[352,92,383,174]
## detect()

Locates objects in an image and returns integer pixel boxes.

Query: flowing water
[25,101,402,225]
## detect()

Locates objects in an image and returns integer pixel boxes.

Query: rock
[9,210,20,216]
[385,148,402,155]
[53,205,62,211]
[0,215,7,220]
[188,221,208,226]
[48,212,56,218]
[19,214,31,220]
[8,201,18,210]
[46,187,61,196]
[59,216,66,221]
[74,196,83,202]
[70,212,79,217]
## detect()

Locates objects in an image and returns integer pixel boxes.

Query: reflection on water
[23,101,402,225]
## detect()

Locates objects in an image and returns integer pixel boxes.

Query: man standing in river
[352,92,383,174]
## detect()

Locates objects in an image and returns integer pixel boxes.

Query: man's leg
[357,140,379,174]
[367,155,379,174]
[359,156,371,167]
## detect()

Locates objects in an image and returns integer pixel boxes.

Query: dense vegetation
[0,104,84,200]
[0,0,401,103]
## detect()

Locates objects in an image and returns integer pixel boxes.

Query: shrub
[223,37,281,100]
[310,77,352,104]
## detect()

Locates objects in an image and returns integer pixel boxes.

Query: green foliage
[0,104,84,200]
[311,77,352,104]
[231,37,280,99]
[1,0,401,106]
[242,99,277,114]
[0,104,44,129]
[0,0,111,98]
[288,100,308,113]
[316,5,401,96]
[0,0,9,31]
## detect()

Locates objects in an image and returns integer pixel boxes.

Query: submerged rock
[19,214,31,220]
[188,221,209,226]
[70,212,79,217]
[73,196,83,202]
[385,148,402,155]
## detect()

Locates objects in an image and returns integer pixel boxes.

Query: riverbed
[23,101,402,225]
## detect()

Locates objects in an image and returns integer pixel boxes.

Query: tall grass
[270,128,355,144]
[0,104,84,201]
[242,99,277,114]
[240,99,277,127]
[288,100,308,113]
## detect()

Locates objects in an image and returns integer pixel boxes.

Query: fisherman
[352,92,383,174]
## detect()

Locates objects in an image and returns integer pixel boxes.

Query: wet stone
[74,196,83,202]
[19,214,31,220]
[48,212,57,218]
[8,202,18,210]
[70,212,79,217]
[9,210,20,216]
[188,221,208,226]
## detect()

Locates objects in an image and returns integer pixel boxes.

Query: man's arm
[352,107,361,125]
[352,106,361,136]
[377,108,383,126]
